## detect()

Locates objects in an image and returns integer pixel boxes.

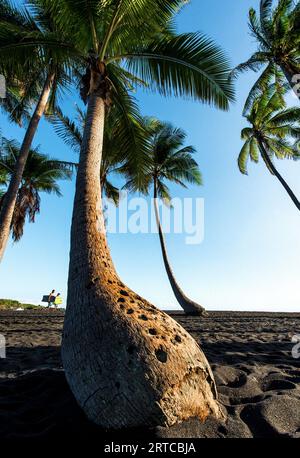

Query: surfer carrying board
[53,293,63,308]
[47,289,55,308]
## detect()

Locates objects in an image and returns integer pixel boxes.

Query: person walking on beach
[53,292,62,308]
[47,289,55,308]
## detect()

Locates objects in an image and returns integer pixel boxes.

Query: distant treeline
[0,299,42,310]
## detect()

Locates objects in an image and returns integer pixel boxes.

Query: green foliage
[238,87,300,175]
[47,103,146,205]
[232,0,300,100]
[1,0,234,113]
[0,0,76,124]
[0,137,74,240]
[0,298,42,310]
[124,117,202,203]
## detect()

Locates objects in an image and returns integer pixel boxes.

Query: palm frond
[119,32,235,109]
[47,107,83,153]
[238,140,250,175]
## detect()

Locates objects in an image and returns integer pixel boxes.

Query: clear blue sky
[1,0,300,311]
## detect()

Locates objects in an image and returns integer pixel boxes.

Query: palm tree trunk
[153,181,206,316]
[0,72,55,261]
[62,86,223,429]
[258,138,300,211]
[280,63,300,101]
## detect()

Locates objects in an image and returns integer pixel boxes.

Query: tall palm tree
[238,88,300,210]
[10,0,234,428]
[232,0,300,102]
[0,137,74,240]
[0,0,75,260]
[124,119,206,316]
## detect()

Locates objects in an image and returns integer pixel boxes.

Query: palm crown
[125,118,202,201]
[0,0,76,122]
[1,0,235,111]
[31,0,234,178]
[238,89,300,175]
[233,0,300,102]
[0,137,73,240]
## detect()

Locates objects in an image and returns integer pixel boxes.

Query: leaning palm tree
[232,0,300,102]
[14,0,235,428]
[238,88,300,210]
[0,0,76,260]
[125,119,206,316]
[0,137,74,240]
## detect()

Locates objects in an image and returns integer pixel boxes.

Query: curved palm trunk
[62,86,223,429]
[0,72,55,261]
[153,182,206,316]
[258,138,300,211]
[280,63,300,102]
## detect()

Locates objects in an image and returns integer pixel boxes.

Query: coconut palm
[124,119,206,315]
[0,0,76,260]
[0,137,74,240]
[9,0,235,428]
[238,88,300,210]
[232,0,300,103]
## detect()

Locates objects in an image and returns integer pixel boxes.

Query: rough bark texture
[62,91,223,430]
[0,72,55,262]
[258,138,300,211]
[153,183,206,316]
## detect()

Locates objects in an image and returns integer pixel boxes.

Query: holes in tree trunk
[117,297,126,303]
[149,328,157,335]
[175,334,182,343]
[85,276,99,289]
[119,289,129,296]
[127,309,134,314]
[138,314,148,321]
[155,347,168,363]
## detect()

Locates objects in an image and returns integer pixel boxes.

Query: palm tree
[238,88,300,210]
[232,0,300,102]
[0,0,75,260]
[10,0,234,428]
[0,137,74,240]
[124,119,206,316]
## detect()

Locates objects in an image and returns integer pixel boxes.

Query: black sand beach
[0,310,299,440]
